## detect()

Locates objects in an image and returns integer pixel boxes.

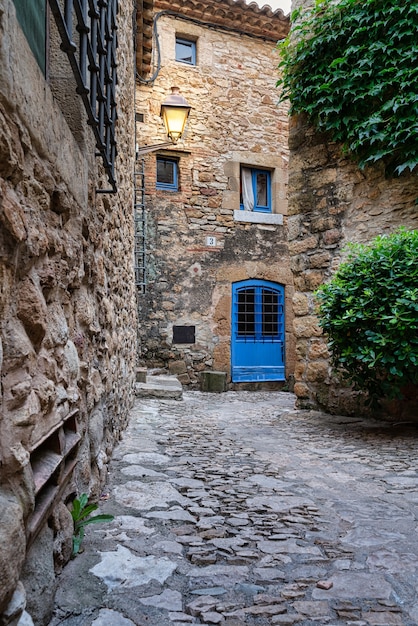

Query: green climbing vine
[277,0,418,176]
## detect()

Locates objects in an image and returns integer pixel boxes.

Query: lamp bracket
[136,142,177,157]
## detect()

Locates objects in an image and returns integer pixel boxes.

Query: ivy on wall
[277,0,418,176]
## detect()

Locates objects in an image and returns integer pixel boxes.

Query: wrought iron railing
[48,0,119,193]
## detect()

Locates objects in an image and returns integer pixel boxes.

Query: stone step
[134,375,183,400]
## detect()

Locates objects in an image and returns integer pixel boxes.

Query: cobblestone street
[50,391,418,626]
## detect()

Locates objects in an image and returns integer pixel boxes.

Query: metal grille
[48,0,118,193]
[237,288,255,336]
[262,289,279,336]
[236,287,284,342]
[134,158,146,294]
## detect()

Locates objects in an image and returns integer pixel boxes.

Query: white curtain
[241,168,254,211]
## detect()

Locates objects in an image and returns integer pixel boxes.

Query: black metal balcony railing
[48,0,119,193]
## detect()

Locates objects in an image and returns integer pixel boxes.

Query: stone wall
[289,114,418,413]
[0,0,136,622]
[135,4,294,386]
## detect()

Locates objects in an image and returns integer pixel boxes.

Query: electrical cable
[136,9,280,84]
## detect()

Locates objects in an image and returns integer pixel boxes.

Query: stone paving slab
[49,391,418,626]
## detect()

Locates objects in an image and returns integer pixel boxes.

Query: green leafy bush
[277,0,418,176]
[71,493,114,556]
[315,229,418,401]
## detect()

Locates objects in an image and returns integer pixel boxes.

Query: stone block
[16,612,33,626]
[307,251,331,269]
[292,293,309,317]
[0,183,27,242]
[293,316,323,339]
[50,502,73,574]
[177,372,191,385]
[306,361,329,382]
[322,228,342,246]
[63,340,80,381]
[21,525,56,626]
[213,343,230,373]
[16,279,47,347]
[310,216,337,233]
[0,493,26,614]
[200,371,227,393]
[294,271,325,292]
[293,382,310,398]
[2,321,35,371]
[136,367,147,383]
[294,363,306,380]
[308,340,330,360]
[88,406,105,458]
[289,236,318,255]
[0,582,26,626]
[168,360,187,375]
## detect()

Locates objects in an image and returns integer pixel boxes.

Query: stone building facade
[288,2,418,415]
[135,0,293,388]
[0,1,136,623]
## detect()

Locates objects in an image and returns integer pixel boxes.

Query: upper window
[240,167,271,213]
[175,37,196,65]
[156,157,178,191]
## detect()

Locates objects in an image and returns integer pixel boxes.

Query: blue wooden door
[231,280,285,382]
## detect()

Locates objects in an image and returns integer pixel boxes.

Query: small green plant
[70,493,114,556]
[315,228,418,402]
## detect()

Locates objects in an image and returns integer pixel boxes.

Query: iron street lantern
[160,86,191,144]
[136,87,192,156]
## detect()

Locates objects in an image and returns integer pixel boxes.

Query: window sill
[234,210,283,225]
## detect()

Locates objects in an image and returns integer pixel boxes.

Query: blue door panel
[231,280,285,382]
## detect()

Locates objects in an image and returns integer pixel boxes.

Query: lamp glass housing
[160,87,191,144]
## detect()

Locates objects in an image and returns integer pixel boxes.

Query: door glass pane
[237,289,255,336]
[256,172,268,206]
[262,289,278,336]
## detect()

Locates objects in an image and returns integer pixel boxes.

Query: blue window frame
[156,157,178,191]
[175,37,196,65]
[240,167,272,213]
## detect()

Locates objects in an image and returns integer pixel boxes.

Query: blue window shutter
[13,0,46,75]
